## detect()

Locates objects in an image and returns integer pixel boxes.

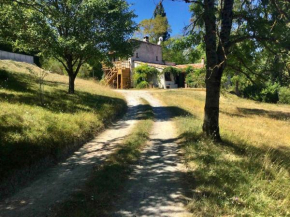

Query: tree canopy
[153,1,170,41]
[2,0,137,93]
[138,15,171,43]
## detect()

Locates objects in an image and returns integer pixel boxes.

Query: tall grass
[0,60,126,190]
[154,89,290,216]
[53,99,154,217]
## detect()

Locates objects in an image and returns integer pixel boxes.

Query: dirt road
[111,91,191,217]
[0,91,190,217]
[0,93,141,217]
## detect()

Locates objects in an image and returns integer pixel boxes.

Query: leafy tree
[172,0,290,140]
[3,0,137,94]
[162,37,205,64]
[185,66,206,88]
[153,1,170,41]
[138,15,171,43]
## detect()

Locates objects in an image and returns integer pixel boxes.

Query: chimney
[157,37,163,45]
[201,58,205,65]
[143,36,149,43]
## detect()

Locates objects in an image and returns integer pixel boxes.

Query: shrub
[133,64,159,88]
[279,86,290,104]
[136,81,150,89]
[260,82,279,103]
[185,66,205,88]
[42,58,66,75]
[242,82,279,103]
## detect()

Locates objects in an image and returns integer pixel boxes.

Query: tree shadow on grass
[0,70,34,93]
[0,69,127,114]
[0,82,126,115]
[178,129,290,215]
[237,107,290,121]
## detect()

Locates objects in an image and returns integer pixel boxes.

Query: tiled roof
[175,63,205,69]
[134,61,168,69]
[134,61,205,71]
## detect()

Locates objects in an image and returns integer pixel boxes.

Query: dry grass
[0,60,126,192]
[153,89,290,216]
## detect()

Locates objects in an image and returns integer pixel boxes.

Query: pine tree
[153,1,170,41]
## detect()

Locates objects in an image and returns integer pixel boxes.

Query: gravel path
[112,91,191,217]
[0,93,141,217]
[0,91,191,217]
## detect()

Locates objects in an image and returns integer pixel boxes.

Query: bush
[42,58,66,75]
[185,66,205,88]
[260,82,279,103]
[136,81,150,89]
[242,82,279,103]
[134,64,159,88]
[279,86,290,104]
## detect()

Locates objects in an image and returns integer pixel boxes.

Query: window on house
[156,56,158,61]
[136,53,139,58]
[165,72,171,81]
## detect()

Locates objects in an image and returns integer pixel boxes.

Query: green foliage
[162,66,181,76]
[185,66,206,88]
[42,58,66,75]
[242,82,280,103]
[279,87,290,104]
[162,37,205,64]
[136,81,150,89]
[261,82,280,103]
[134,64,160,88]
[2,0,137,93]
[42,58,103,80]
[153,1,170,41]
[137,15,171,43]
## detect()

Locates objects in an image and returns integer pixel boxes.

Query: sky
[126,0,192,37]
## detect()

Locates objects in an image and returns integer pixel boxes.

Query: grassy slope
[53,99,154,217]
[0,60,126,185]
[154,89,290,216]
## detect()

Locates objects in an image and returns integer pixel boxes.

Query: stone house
[103,37,204,89]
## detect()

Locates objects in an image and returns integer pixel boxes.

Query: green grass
[0,60,127,187]
[154,89,290,216]
[53,99,154,217]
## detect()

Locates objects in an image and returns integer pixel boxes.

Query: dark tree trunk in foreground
[202,0,234,140]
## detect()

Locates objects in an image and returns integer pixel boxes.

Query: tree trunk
[202,0,234,141]
[203,73,222,141]
[202,0,221,140]
[68,74,75,94]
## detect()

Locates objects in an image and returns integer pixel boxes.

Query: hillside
[0,60,126,197]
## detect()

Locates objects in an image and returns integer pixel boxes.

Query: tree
[162,37,205,64]
[171,0,289,140]
[154,1,170,41]
[138,15,171,43]
[3,0,137,94]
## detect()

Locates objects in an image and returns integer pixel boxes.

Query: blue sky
[126,0,192,37]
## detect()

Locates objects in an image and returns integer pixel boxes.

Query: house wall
[132,62,179,89]
[128,40,178,89]
[131,42,163,64]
